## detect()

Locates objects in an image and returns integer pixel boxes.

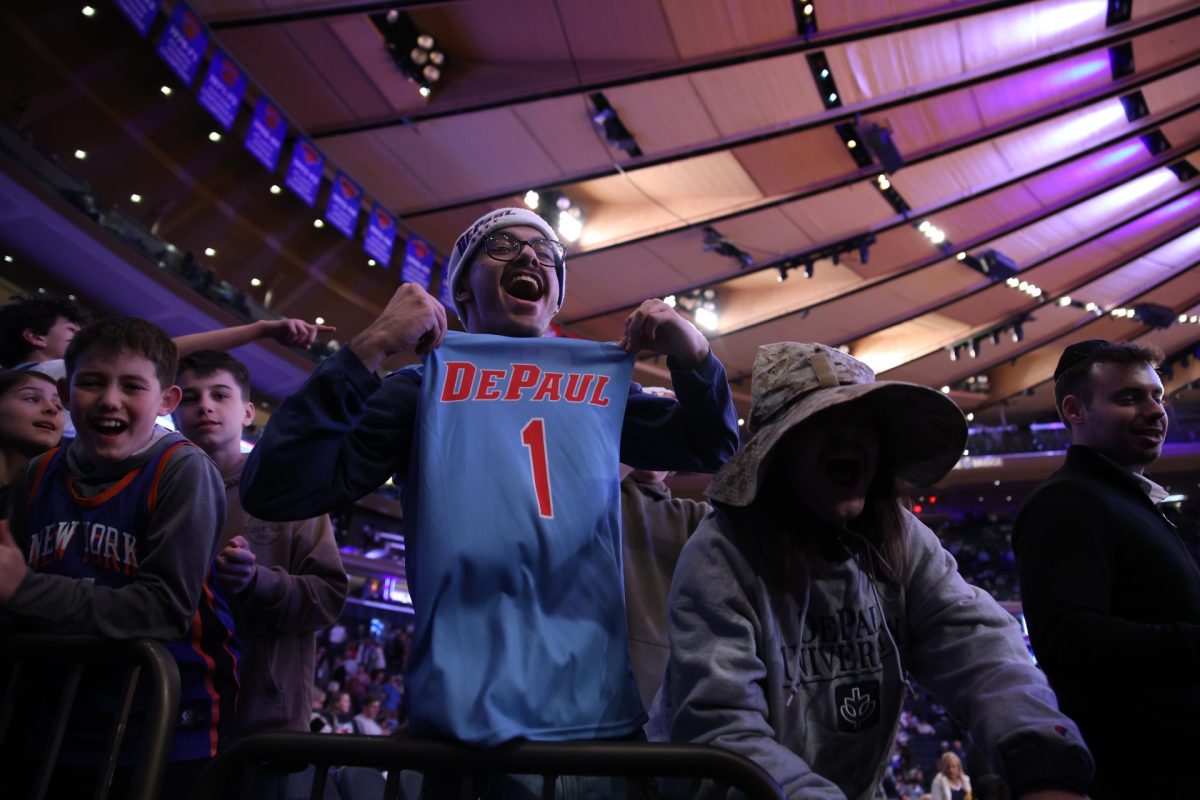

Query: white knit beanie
[445,207,565,322]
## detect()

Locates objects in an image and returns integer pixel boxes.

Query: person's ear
[1061,394,1086,427]
[159,384,183,415]
[242,401,255,428]
[22,328,47,349]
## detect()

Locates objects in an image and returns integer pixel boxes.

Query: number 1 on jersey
[520,418,554,518]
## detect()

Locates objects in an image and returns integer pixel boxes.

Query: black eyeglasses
[482,231,565,267]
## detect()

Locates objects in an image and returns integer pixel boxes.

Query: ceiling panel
[956,1,1109,73]
[603,76,722,155]
[730,127,856,197]
[825,19,964,103]
[776,182,897,242]
[688,53,826,136]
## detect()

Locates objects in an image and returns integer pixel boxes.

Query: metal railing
[193,732,786,800]
[0,634,180,800]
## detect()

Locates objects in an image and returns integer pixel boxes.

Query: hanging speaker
[855,121,905,174]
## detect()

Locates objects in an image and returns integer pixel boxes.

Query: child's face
[67,349,181,464]
[175,369,253,457]
[0,375,64,456]
[34,316,82,361]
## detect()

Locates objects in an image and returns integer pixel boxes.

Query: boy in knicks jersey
[0,317,238,798]
[241,208,739,794]
[175,349,348,738]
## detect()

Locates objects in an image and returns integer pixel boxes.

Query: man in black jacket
[1014,340,1200,800]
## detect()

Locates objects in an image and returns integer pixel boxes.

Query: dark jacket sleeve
[620,351,739,474]
[4,446,225,640]
[239,514,348,635]
[1015,483,1200,686]
[240,346,419,521]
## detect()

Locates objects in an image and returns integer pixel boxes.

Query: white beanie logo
[455,208,522,257]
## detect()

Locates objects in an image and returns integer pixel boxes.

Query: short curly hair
[0,294,90,367]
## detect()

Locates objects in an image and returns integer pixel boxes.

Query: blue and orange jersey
[22,441,240,763]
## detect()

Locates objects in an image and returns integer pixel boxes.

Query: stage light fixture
[524,190,539,209]
[702,226,754,269]
[589,92,643,158]
[250,278,262,287]
[856,121,906,173]
[371,11,445,97]
[1119,91,1149,122]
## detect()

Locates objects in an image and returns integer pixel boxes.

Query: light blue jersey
[404,331,643,745]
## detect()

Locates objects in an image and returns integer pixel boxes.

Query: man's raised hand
[350,284,448,372]
[619,299,710,370]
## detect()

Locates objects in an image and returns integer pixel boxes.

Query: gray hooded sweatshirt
[650,508,1093,799]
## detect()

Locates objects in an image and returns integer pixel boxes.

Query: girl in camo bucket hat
[649,342,1096,799]
[707,341,967,507]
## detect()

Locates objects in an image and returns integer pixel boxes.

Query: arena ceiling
[3,0,1200,424]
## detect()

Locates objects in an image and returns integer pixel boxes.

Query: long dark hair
[729,430,912,591]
